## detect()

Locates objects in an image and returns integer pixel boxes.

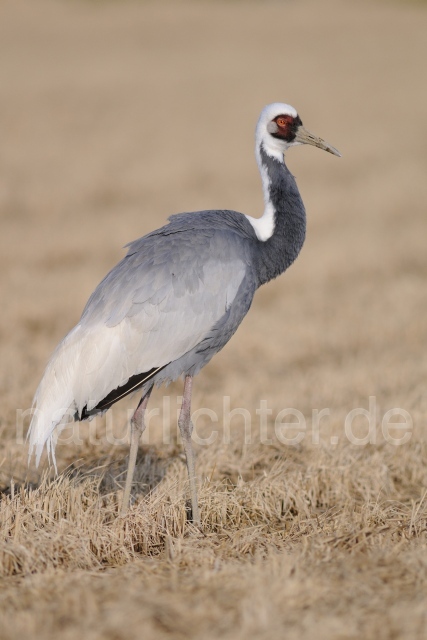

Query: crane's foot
[185,502,202,529]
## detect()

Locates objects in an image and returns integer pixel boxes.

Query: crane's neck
[247,143,306,287]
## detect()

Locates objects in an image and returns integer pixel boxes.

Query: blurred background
[2,0,426,445]
[1,1,427,638]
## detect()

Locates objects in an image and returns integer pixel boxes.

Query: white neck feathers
[245,142,277,242]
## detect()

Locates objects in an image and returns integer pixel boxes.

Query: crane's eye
[277,117,287,127]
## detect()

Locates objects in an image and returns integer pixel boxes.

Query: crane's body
[28,103,340,524]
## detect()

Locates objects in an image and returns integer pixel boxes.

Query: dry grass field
[1,0,427,638]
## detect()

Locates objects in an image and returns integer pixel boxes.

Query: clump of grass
[1,433,426,579]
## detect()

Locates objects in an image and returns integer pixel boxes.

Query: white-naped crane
[28,103,341,525]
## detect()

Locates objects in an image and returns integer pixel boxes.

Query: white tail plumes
[28,325,87,468]
[27,316,174,468]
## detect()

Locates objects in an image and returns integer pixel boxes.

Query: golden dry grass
[1,0,427,638]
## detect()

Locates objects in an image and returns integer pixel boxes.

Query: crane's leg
[120,386,152,516]
[178,375,200,526]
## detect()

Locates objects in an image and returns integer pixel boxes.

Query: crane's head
[256,103,341,161]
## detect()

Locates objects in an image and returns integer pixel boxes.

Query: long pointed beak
[294,125,341,157]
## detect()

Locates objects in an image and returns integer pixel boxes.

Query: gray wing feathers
[76,227,249,412]
[28,214,254,463]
